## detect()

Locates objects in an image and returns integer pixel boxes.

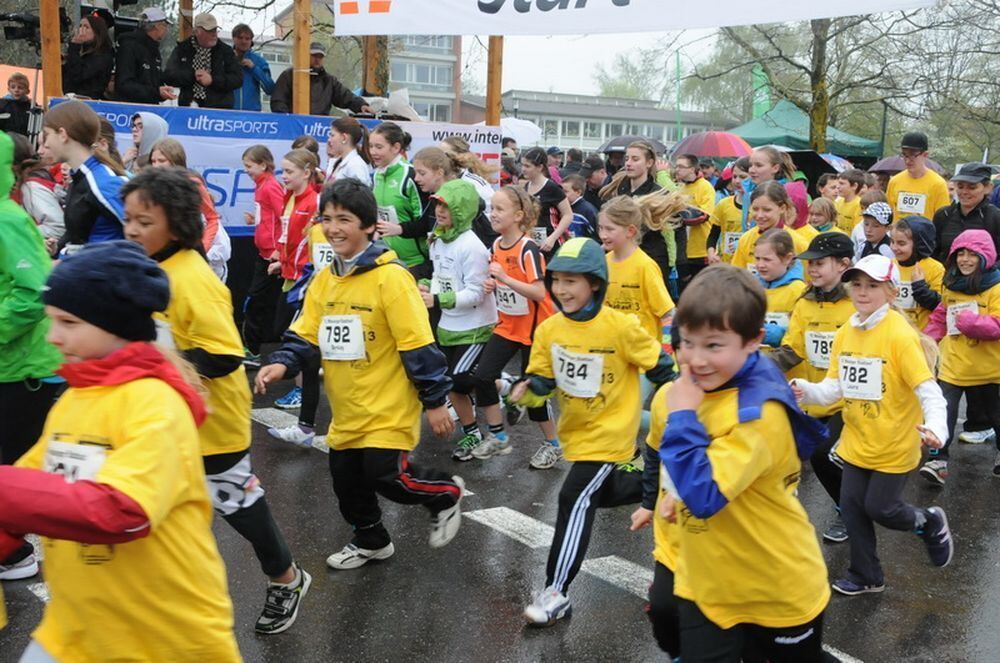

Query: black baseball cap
[900,131,929,152]
[798,232,854,260]
[951,162,994,184]
[546,146,563,156]
[579,155,605,177]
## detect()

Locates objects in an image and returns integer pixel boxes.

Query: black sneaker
[255,564,312,634]
[918,507,953,568]
[822,514,849,543]
[243,350,262,369]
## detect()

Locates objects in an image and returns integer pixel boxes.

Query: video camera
[0,11,70,46]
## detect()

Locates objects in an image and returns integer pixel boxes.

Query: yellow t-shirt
[526,306,661,463]
[605,248,674,341]
[827,310,935,472]
[647,384,678,571]
[762,279,807,360]
[731,226,809,275]
[683,178,717,260]
[709,195,744,261]
[664,390,830,629]
[895,258,945,331]
[938,283,1000,387]
[886,170,951,222]
[835,196,862,233]
[783,292,855,417]
[16,378,239,663]
[0,586,5,631]
[308,223,334,271]
[290,251,436,451]
[156,249,251,456]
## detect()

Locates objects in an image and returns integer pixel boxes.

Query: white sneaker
[325,542,395,570]
[959,428,996,445]
[472,433,512,459]
[429,476,464,548]
[524,586,572,626]
[268,424,315,448]
[530,443,562,470]
[0,553,39,581]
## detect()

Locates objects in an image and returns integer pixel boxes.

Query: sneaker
[822,515,849,543]
[326,542,395,570]
[0,553,39,581]
[918,506,954,567]
[530,443,562,470]
[274,386,303,409]
[243,350,261,369]
[429,476,464,548]
[267,424,315,448]
[831,577,885,596]
[919,459,949,486]
[524,586,572,626]
[451,433,481,462]
[472,432,512,459]
[959,428,996,445]
[255,564,311,634]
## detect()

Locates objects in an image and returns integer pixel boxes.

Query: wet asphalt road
[2,371,999,663]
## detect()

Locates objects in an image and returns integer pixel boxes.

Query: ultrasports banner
[332,0,936,35]
[51,99,502,228]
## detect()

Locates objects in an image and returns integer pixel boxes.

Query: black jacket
[163,38,243,109]
[114,30,165,104]
[269,67,366,116]
[0,97,31,136]
[932,198,1000,264]
[63,43,114,100]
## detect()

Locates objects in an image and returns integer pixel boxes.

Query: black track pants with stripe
[545,461,642,594]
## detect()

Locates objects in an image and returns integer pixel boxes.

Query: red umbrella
[670,131,753,158]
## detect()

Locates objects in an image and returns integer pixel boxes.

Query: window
[543,119,559,139]
[391,62,407,82]
[584,122,602,139]
[562,120,580,138]
[606,123,623,138]
[389,62,454,88]
[413,102,452,122]
[402,35,454,50]
[627,124,642,136]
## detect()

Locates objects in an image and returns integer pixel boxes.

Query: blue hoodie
[232,50,275,112]
[758,259,805,346]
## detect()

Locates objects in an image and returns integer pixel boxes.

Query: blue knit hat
[43,241,171,342]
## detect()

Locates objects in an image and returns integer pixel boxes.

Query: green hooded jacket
[0,132,62,382]
[432,179,481,243]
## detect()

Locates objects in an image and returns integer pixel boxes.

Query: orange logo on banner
[340,0,392,14]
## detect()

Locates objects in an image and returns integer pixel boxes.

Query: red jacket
[280,186,318,281]
[254,172,285,259]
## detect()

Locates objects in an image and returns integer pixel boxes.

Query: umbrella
[474,117,543,146]
[670,131,752,158]
[868,155,946,176]
[820,153,854,173]
[762,145,835,194]
[598,135,668,155]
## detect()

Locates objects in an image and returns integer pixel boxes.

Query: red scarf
[58,343,207,426]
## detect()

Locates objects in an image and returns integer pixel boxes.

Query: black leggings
[811,413,844,506]
[0,379,62,465]
[473,334,550,422]
[242,256,283,354]
[938,381,1000,458]
[648,562,681,657]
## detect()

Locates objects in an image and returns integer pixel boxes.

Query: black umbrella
[762,146,835,197]
[598,135,668,155]
[868,155,946,176]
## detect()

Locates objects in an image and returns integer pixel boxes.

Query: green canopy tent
[730,100,882,158]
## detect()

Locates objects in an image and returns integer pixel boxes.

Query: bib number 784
[552,344,603,398]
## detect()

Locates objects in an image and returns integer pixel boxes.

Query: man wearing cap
[163,13,242,109]
[269,43,372,116]
[932,162,1000,263]
[114,8,176,104]
[885,131,951,223]
[231,24,275,112]
[545,146,563,183]
[579,155,607,209]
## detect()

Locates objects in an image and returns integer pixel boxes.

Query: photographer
[62,13,114,100]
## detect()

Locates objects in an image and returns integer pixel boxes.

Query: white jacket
[429,229,498,334]
[327,149,372,186]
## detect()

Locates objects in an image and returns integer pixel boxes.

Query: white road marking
[581,555,653,599]
[825,645,865,663]
[250,408,329,453]
[26,582,49,603]
[463,506,553,549]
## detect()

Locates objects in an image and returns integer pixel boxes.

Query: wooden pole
[292,0,311,115]
[179,0,194,41]
[362,36,389,97]
[485,36,503,126]
[39,0,62,103]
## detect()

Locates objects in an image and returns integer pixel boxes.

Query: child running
[256,179,463,570]
[472,186,560,468]
[793,255,953,596]
[756,229,807,352]
[731,181,808,275]
[122,168,309,634]
[920,229,1000,484]
[509,237,675,625]
[370,122,429,278]
[772,232,856,543]
[706,157,749,264]
[835,169,866,233]
[657,265,832,661]
[890,216,944,331]
[0,241,240,661]
[801,197,845,242]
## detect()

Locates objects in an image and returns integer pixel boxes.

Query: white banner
[332,0,936,35]
[54,100,501,229]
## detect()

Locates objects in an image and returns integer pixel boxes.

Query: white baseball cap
[842,255,900,288]
[140,7,171,24]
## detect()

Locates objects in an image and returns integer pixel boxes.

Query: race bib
[805,331,836,369]
[839,356,883,401]
[154,319,176,350]
[724,232,741,256]
[253,202,261,225]
[319,315,365,361]
[659,464,680,500]
[531,227,549,245]
[377,205,400,225]
[430,275,455,296]
[278,215,289,244]
[44,440,107,483]
[765,312,790,328]
[896,192,927,215]
[946,301,978,336]
[495,284,529,316]
[895,281,915,309]
[552,344,603,398]
[312,242,334,270]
